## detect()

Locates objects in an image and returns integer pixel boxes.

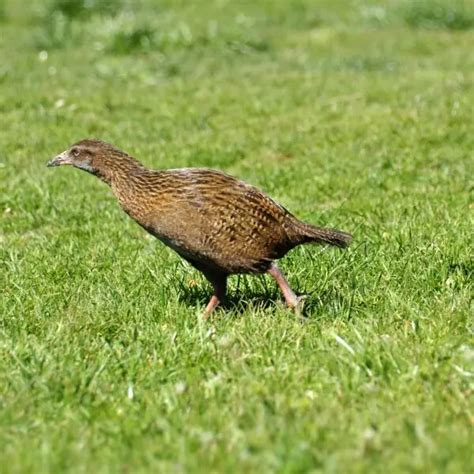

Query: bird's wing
[137,169,294,273]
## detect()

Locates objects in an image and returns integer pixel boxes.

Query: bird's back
[113,167,300,274]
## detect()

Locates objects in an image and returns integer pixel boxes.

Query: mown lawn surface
[1,0,473,472]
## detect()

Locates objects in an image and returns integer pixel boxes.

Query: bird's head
[47,139,142,184]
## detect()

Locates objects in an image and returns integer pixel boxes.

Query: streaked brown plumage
[48,139,352,316]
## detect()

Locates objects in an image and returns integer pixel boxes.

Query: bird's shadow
[176,277,356,320]
[177,284,279,315]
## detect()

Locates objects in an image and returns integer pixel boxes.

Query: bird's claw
[291,295,308,317]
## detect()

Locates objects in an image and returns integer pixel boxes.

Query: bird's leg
[267,263,305,314]
[202,274,227,319]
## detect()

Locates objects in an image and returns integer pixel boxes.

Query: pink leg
[203,295,220,317]
[202,275,227,319]
[268,263,305,313]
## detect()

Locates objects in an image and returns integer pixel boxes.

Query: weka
[47,139,352,316]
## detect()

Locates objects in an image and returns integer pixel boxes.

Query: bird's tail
[293,221,352,248]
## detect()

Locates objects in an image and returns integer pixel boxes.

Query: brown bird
[47,139,352,317]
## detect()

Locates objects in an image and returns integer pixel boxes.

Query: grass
[0,0,473,472]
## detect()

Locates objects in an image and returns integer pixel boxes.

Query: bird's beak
[47,151,71,167]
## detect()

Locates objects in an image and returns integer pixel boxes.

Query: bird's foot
[289,295,308,317]
[201,295,218,320]
[201,294,228,320]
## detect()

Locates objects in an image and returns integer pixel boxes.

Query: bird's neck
[95,154,144,187]
[109,167,171,222]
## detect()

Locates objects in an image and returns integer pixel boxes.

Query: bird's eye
[71,148,80,157]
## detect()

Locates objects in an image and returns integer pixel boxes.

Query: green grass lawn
[1,0,473,472]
